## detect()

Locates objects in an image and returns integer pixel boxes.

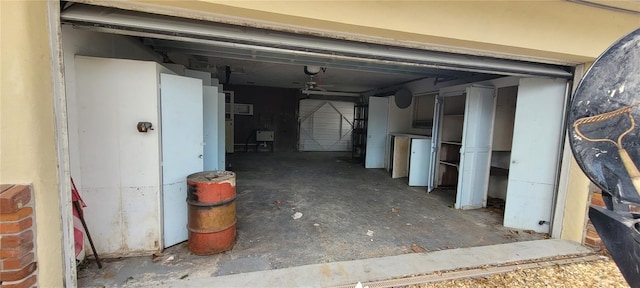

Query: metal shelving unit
[352,104,368,162]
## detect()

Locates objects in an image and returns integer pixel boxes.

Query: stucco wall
[0,1,63,287]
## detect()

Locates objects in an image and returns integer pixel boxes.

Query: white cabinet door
[409,138,432,186]
[428,97,443,192]
[203,86,225,171]
[160,73,204,247]
[217,92,226,169]
[504,78,567,233]
[203,85,219,171]
[365,97,390,168]
[456,86,496,209]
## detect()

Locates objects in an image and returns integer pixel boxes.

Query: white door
[409,138,432,186]
[504,78,567,233]
[299,99,354,151]
[203,86,225,171]
[160,73,204,247]
[365,97,390,168]
[217,92,226,168]
[456,86,496,209]
[428,97,443,192]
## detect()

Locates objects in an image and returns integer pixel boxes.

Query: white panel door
[299,99,354,151]
[456,86,496,209]
[409,138,432,186]
[428,97,443,192]
[161,73,204,247]
[504,78,567,233]
[217,92,226,169]
[365,97,390,168]
[203,86,225,171]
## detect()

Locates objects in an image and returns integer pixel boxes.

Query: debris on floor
[163,255,175,264]
[152,252,163,263]
[292,212,303,220]
[486,197,506,215]
[367,230,374,237]
[411,244,427,253]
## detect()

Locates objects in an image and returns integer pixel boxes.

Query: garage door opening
[60,4,573,286]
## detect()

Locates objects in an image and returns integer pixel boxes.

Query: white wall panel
[63,25,161,191]
[75,56,162,256]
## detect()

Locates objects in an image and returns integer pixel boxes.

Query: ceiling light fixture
[304,65,322,75]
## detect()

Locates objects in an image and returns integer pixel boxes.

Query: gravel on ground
[413,257,628,288]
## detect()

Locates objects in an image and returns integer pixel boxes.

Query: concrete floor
[77,152,547,287]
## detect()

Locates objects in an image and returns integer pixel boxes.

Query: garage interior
[77,153,548,286]
[61,4,572,286]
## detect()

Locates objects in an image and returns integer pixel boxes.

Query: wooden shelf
[440,160,459,168]
[490,166,510,176]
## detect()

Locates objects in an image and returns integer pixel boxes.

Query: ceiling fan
[300,65,361,97]
[302,65,329,91]
[300,66,361,97]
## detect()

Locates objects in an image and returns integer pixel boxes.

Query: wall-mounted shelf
[352,104,368,161]
[440,160,459,167]
[437,95,465,188]
[441,141,462,145]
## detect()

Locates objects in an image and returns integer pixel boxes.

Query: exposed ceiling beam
[301,89,361,97]
[143,39,463,78]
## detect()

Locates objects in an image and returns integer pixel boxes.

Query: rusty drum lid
[568,28,640,205]
[187,171,236,183]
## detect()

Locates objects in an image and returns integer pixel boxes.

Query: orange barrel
[186,171,236,255]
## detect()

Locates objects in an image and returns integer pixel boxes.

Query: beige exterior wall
[559,62,594,243]
[95,0,640,63]
[561,158,592,242]
[2,0,636,286]
[0,1,64,287]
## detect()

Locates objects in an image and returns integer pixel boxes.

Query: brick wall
[0,185,37,288]
[584,187,606,251]
[585,186,640,252]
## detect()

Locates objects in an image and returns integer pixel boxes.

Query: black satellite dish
[568,28,640,287]
[395,88,412,109]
